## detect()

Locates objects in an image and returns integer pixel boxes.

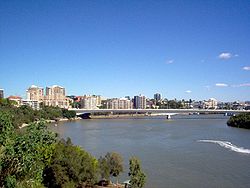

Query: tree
[105,152,123,185]
[0,110,57,187]
[129,157,146,188]
[62,108,76,119]
[227,113,250,129]
[43,138,98,188]
[98,156,110,180]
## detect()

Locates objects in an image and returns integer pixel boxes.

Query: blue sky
[0,0,250,101]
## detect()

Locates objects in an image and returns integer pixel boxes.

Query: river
[50,114,250,188]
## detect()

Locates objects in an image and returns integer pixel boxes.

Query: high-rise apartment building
[154,93,161,101]
[26,85,44,102]
[204,98,218,109]
[107,98,133,109]
[44,85,71,108]
[107,98,119,109]
[80,95,98,109]
[133,95,146,109]
[0,89,4,99]
[93,95,102,107]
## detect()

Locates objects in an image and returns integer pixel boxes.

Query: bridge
[69,108,250,119]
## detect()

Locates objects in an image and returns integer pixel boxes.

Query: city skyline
[1,0,250,101]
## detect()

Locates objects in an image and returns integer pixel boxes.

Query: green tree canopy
[98,156,110,180]
[43,138,98,188]
[227,113,250,129]
[105,152,123,178]
[129,157,146,188]
[0,110,57,187]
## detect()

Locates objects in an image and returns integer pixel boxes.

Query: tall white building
[204,98,218,109]
[26,85,44,102]
[43,85,71,108]
[93,95,102,107]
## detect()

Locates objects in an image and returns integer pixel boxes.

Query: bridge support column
[166,114,171,119]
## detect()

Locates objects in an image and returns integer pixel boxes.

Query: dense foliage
[129,157,146,188]
[0,111,57,187]
[43,138,98,188]
[0,103,146,187]
[0,98,76,128]
[227,113,250,129]
[98,156,110,180]
[0,110,98,188]
[98,152,124,184]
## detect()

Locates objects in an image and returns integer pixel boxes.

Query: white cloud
[243,66,250,71]
[166,59,174,64]
[218,52,232,60]
[231,83,250,87]
[185,90,192,93]
[234,54,239,57]
[215,83,228,87]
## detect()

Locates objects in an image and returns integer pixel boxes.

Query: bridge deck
[70,108,250,114]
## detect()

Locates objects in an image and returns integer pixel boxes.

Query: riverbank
[20,117,82,128]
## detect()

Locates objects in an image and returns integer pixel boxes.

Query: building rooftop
[8,95,22,99]
[209,98,217,101]
[29,85,43,89]
[51,85,64,88]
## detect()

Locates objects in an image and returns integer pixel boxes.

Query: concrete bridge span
[69,108,250,119]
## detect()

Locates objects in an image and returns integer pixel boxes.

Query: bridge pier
[166,114,171,119]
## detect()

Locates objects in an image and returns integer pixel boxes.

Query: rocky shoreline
[20,117,82,128]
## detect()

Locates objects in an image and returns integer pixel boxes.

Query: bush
[0,111,57,187]
[227,113,250,129]
[43,138,98,187]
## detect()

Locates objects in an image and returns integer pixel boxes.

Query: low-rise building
[21,99,40,110]
[7,96,22,106]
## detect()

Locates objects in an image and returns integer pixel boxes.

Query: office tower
[154,93,161,101]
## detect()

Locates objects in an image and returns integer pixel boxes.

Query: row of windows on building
[26,85,72,109]
[71,95,148,109]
